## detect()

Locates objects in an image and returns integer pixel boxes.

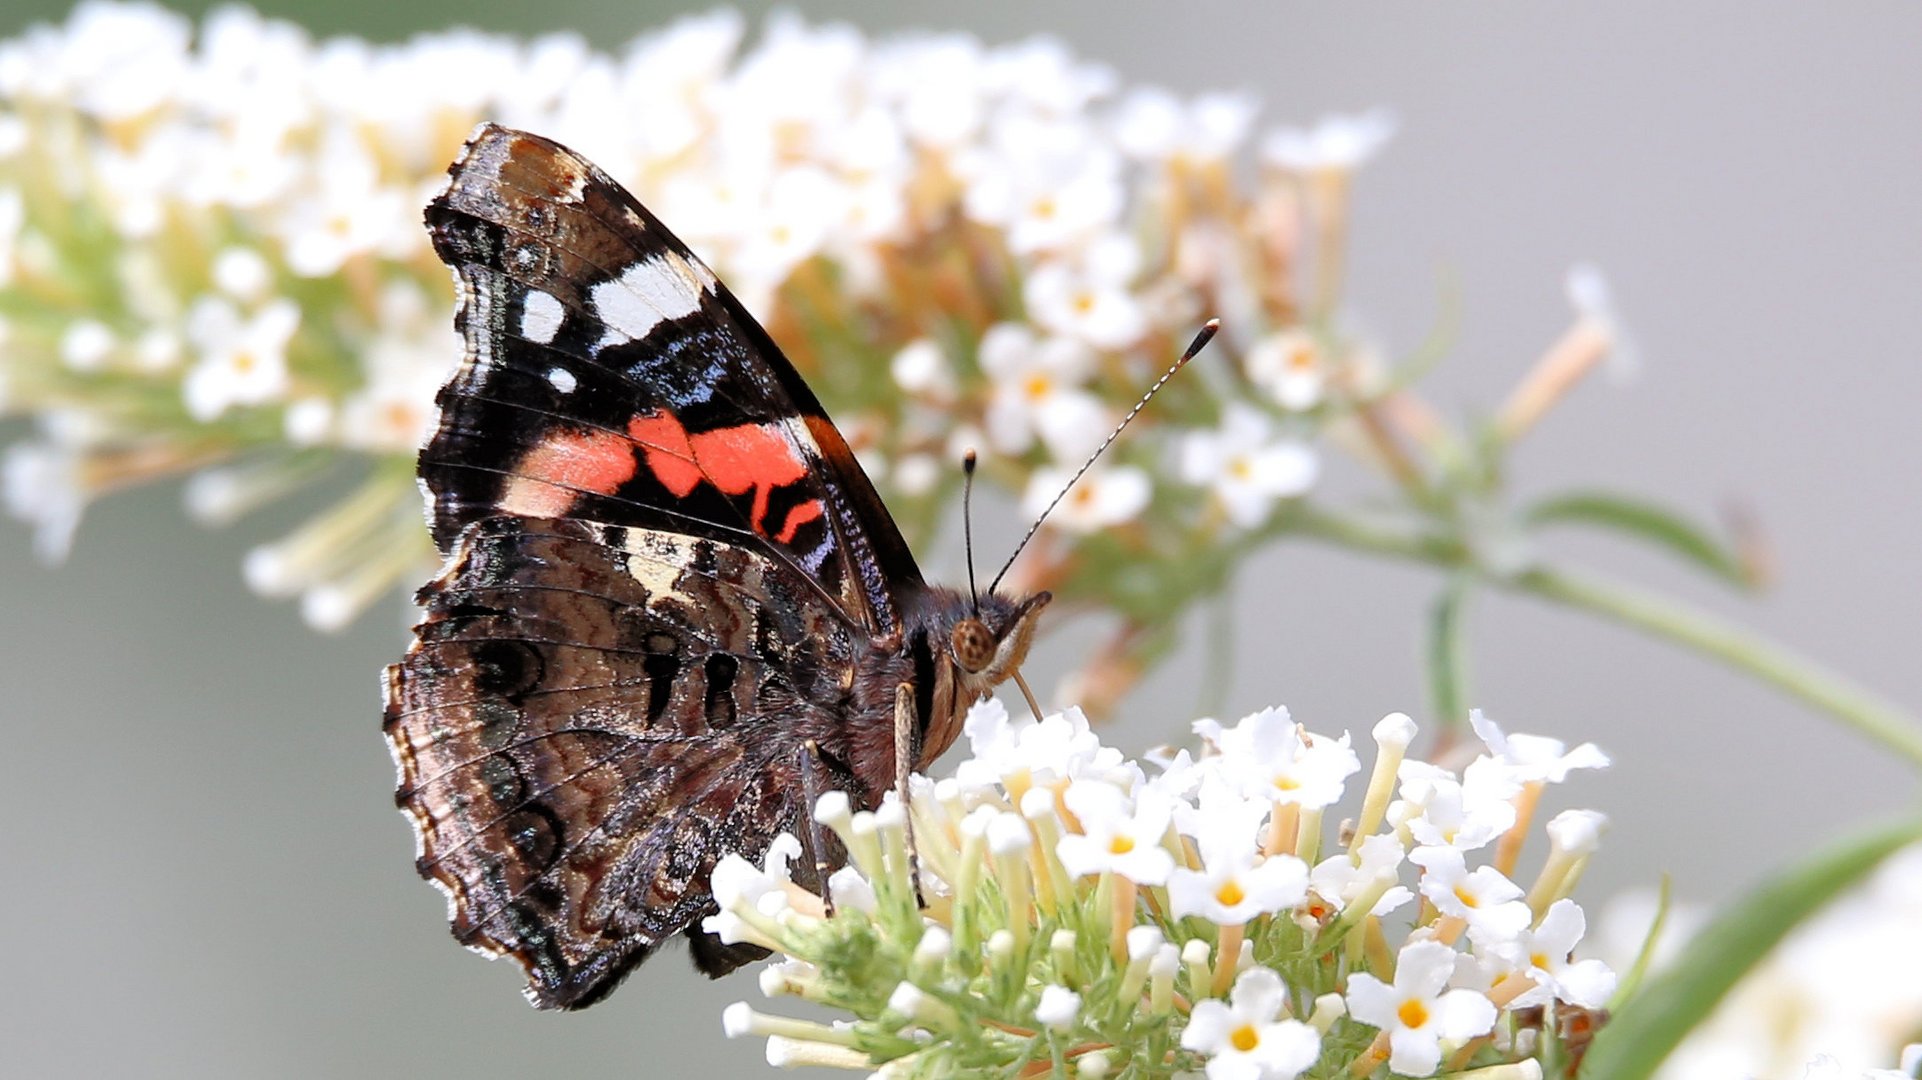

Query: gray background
[3,2,1918,1076]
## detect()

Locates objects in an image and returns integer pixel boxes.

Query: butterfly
[382,124,1051,1009]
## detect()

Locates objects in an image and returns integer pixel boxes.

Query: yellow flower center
[1031,195,1057,220]
[1531,951,1550,970]
[1230,1024,1260,1052]
[1024,373,1054,401]
[1109,835,1135,855]
[1287,345,1317,372]
[1228,456,1254,480]
[1454,884,1480,909]
[1272,775,1300,792]
[233,350,256,374]
[1398,998,1430,1029]
[1072,291,1097,315]
[1215,880,1246,907]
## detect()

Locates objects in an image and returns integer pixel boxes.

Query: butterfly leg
[892,682,927,908]
[798,739,839,916]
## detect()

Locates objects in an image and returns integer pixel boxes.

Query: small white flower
[2,441,86,562]
[1169,847,1309,926]
[1020,464,1151,535]
[1181,967,1321,1080]
[1494,899,1615,1009]
[889,454,941,497]
[826,866,877,914]
[59,319,116,372]
[1244,329,1327,412]
[1396,766,1517,853]
[1469,710,1610,785]
[275,125,412,276]
[1411,845,1532,945]
[1545,809,1609,858]
[890,338,953,398]
[1179,403,1318,527]
[1345,940,1498,1077]
[45,1,194,121]
[1034,984,1081,1031]
[955,699,1126,790]
[181,297,298,420]
[1260,108,1398,173]
[1023,236,1147,351]
[1056,780,1175,885]
[961,114,1123,255]
[711,833,803,911]
[1567,262,1640,381]
[977,322,1108,461]
[704,834,804,944]
[1111,87,1259,165]
[212,246,273,302]
[1309,832,1413,919]
[1218,708,1360,811]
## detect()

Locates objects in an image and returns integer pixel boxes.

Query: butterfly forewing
[421,125,920,638]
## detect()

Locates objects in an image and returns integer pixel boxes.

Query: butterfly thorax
[840,587,1051,807]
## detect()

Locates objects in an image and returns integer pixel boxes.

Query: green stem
[1517,567,1922,772]
[1286,507,1922,772]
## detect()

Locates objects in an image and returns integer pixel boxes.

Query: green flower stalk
[709,702,1613,1078]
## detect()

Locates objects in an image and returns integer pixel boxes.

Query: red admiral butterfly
[383,124,1050,1008]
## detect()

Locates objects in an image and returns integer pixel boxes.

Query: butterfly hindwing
[421,124,920,638]
[383,515,860,1007]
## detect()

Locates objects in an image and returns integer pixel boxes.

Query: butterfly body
[383,124,1046,1008]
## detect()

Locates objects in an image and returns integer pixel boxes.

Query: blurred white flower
[1180,403,1318,527]
[2,442,86,561]
[181,297,298,420]
[1021,463,1151,534]
[1112,87,1259,165]
[1244,329,1326,411]
[1259,107,1398,173]
[1024,235,1147,350]
[978,322,1108,460]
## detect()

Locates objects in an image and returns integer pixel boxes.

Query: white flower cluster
[0,3,1389,633]
[711,701,1611,1078]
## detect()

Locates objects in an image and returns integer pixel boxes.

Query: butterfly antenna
[988,318,1220,593]
[962,449,981,617]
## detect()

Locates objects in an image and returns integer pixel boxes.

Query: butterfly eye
[950,617,996,674]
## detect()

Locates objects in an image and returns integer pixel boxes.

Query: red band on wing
[773,499,824,544]
[499,427,639,517]
[626,410,817,540]
[627,412,702,497]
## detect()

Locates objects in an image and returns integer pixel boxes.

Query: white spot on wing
[520,289,564,344]
[545,367,577,393]
[589,252,712,345]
